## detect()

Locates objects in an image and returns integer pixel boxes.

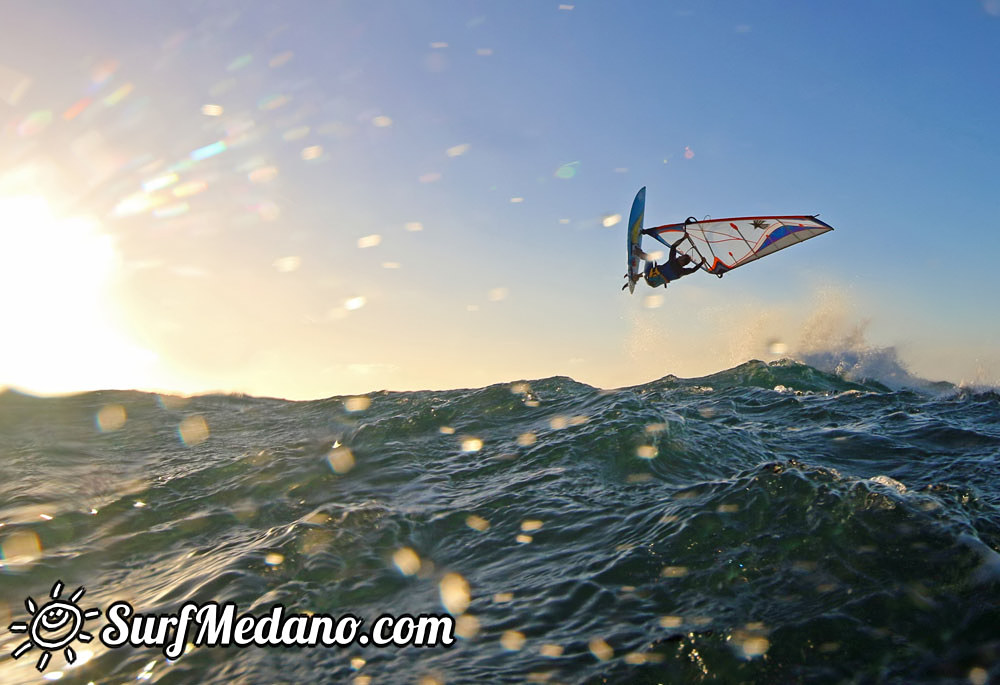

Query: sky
[0,1,997,399]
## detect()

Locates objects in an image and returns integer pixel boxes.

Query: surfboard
[625,186,645,293]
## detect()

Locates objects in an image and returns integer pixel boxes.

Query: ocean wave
[1,361,999,683]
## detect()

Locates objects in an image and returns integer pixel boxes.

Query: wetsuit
[643,236,701,287]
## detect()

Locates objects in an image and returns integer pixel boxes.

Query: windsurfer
[642,235,703,287]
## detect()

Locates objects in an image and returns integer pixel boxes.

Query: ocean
[1,359,999,684]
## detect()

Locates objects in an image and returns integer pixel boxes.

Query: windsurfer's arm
[668,236,685,262]
[679,256,706,276]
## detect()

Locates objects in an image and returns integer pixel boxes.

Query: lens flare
[17,110,53,137]
[300,145,323,161]
[501,631,525,651]
[326,445,355,474]
[345,296,366,311]
[227,54,252,71]
[589,638,614,661]
[190,141,227,161]
[178,416,209,446]
[345,396,371,412]
[465,515,490,531]
[96,405,127,432]
[102,83,133,107]
[393,548,421,576]
[439,573,470,614]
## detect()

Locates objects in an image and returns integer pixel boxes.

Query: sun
[8,580,101,672]
[0,194,160,393]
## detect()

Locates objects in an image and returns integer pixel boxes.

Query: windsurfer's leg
[633,246,653,262]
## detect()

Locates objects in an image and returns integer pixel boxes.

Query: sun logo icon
[8,580,101,672]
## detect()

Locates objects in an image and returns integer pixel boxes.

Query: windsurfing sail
[643,215,834,276]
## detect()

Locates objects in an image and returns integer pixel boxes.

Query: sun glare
[0,195,158,394]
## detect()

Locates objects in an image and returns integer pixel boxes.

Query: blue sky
[0,1,997,398]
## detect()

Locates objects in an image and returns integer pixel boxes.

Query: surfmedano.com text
[100,601,455,659]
